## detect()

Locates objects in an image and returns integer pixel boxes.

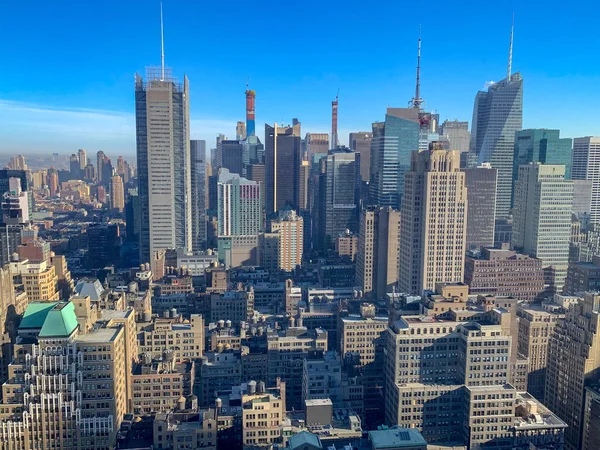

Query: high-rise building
[8,155,27,171]
[77,148,87,171]
[572,137,600,224]
[298,160,309,211]
[265,121,302,216]
[464,163,497,250]
[47,168,58,196]
[514,129,573,182]
[97,150,106,185]
[512,163,573,292]
[349,132,372,182]
[219,139,245,176]
[217,168,262,237]
[305,133,329,163]
[546,293,600,450]
[270,208,303,272]
[69,153,80,179]
[320,151,358,249]
[399,145,467,294]
[517,302,565,402]
[471,69,523,217]
[369,108,421,209]
[110,174,125,213]
[245,89,256,137]
[87,223,121,269]
[355,207,400,300]
[191,139,207,252]
[135,67,191,262]
[440,120,470,153]
[471,21,522,217]
[236,120,247,140]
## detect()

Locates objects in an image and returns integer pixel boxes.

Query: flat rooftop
[75,326,121,343]
[369,427,427,449]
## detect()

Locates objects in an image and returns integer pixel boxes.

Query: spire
[160,1,165,81]
[507,13,514,82]
[409,26,425,110]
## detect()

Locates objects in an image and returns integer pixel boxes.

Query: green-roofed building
[288,431,323,450]
[368,427,427,450]
[38,302,79,338]
[19,302,58,331]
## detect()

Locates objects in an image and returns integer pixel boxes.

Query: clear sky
[0,0,598,159]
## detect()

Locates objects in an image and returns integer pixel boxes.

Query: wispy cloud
[0,100,240,155]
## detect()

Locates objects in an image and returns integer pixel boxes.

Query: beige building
[545,292,600,450]
[517,302,565,402]
[111,174,125,212]
[399,145,467,294]
[0,300,129,449]
[132,359,194,415]
[153,410,218,450]
[355,207,400,300]
[240,380,286,447]
[10,259,60,302]
[338,303,388,366]
[335,231,358,261]
[271,209,303,272]
[137,314,204,360]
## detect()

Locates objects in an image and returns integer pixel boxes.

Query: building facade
[572,137,600,224]
[191,139,207,251]
[464,163,497,250]
[217,169,262,237]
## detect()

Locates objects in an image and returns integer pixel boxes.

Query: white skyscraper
[217,168,262,237]
[572,137,600,224]
[512,163,573,292]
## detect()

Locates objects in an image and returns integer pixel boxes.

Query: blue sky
[0,0,598,159]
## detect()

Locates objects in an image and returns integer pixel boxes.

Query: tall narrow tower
[246,87,256,137]
[331,91,339,149]
[409,30,425,110]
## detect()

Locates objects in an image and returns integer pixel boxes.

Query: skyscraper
[514,129,573,181]
[135,66,191,262]
[97,150,106,185]
[271,208,303,272]
[191,139,207,252]
[398,144,467,294]
[355,207,400,300]
[217,168,262,237]
[471,20,522,217]
[546,293,600,450]
[369,108,420,209]
[69,153,80,179]
[440,120,470,153]
[572,137,600,224]
[321,150,359,249]
[236,121,247,140]
[78,148,87,171]
[512,163,573,292]
[265,121,302,216]
[305,133,329,164]
[219,140,245,176]
[464,163,497,250]
[349,132,372,182]
[245,89,256,137]
[110,174,125,213]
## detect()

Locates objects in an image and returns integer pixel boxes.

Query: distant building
[110,174,125,213]
[565,256,600,294]
[305,133,329,163]
[87,223,121,269]
[335,230,358,261]
[217,168,262,237]
[572,137,600,224]
[514,129,573,182]
[191,139,207,251]
[440,120,470,153]
[271,209,303,272]
[349,132,372,182]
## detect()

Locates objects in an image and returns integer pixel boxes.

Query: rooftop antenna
[409,25,425,110]
[507,13,514,82]
[160,1,165,81]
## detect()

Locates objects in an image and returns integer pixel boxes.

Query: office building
[464,247,544,301]
[69,153,80,179]
[236,120,247,140]
[517,302,565,402]
[565,256,600,294]
[355,207,400,300]
[546,293,600,450]
[135,67,192,263]
[573,180,593,217]
[271,208,303,272]
[110,174,125,213]
[8,155,27,171]
[191,139,207,251]
[138,314,204,360]
[77,148,87,171]
[471,33,523,217]
[306,133,329,163]
[335,230,358,261]
[265,121,302,216]
[321,151,358,249]
[572,137,600,224]
[87,223,121,269]
[512,163,573,292]
[399,145,467,294]
[369,108,420,209]
[0,301,130,449]
[349,132,372,182]
[440,120,470,153]
[299,159,309,210]
[217,168,262,237]
[97,150,106,184]
[583,384,600,450]
[219,139,245,176]
[514,129,573,181]
[463,163,497,250]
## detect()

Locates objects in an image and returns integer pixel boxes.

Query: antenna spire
[507,13,514,82]
[160,2,165,81]
[409,25,425,110]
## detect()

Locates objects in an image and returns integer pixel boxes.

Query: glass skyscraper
[190,139,207,252]
[369,108,420,209]
[514,129,572,181]
[471,73,523,218]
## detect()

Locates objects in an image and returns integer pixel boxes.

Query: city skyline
[1,1,599,154]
